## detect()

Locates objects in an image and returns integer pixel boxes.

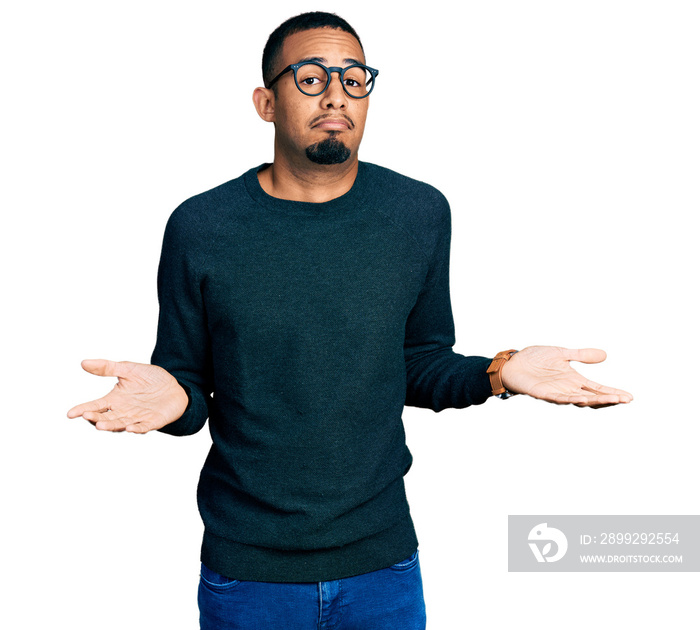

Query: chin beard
[305,133,351,165]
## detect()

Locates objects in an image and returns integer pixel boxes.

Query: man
[67,11,632,629]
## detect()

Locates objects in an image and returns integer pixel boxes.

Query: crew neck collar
[244,162,368,216]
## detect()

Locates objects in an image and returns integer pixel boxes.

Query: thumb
[565,348,607,364]
[80,359,124,378]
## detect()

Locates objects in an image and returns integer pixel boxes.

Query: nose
[320,70,348,108]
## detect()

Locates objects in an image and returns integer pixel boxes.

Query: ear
[252,87,276,123]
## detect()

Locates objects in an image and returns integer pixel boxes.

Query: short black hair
[262,12,364,88]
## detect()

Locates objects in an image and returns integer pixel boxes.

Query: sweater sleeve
[151,204,214,436]
[403,199,492,411]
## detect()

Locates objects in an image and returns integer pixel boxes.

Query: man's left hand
[500,346,633,408]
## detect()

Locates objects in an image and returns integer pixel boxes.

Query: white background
[2,1,698,628]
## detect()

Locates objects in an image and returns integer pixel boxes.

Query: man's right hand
[67,360,189,433]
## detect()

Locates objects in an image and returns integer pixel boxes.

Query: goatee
[305,133,351,165]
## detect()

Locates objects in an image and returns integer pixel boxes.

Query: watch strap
[486,349,518,398]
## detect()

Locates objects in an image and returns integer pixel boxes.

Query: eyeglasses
[266,61,379,99]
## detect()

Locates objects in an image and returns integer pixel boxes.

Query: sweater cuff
[443,355,493,408]
[463,355,495,405]
[158,381,209,436]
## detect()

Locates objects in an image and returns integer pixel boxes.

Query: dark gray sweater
[151,162,492,582]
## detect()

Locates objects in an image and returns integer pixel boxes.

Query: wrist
[487,350,519,399]
[167,381,190,422]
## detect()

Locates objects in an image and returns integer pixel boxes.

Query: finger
[549,393,625,406]
[69,406,125,431]
[124,410,168,433]
[67,398,111,418]
[92,409,134,432]
[97,409,163,434]
[575,395,630,408]
[94,419,128,432]
[581,379,634,402]
[80,359,135,379]
[564,348,607,364]
[547,390,632,406]
[125,421,157,434]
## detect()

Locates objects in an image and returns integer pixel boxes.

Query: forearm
[405,349,492,411]
[150,202,214,436]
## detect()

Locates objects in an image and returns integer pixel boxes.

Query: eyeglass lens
[295,63,374,98]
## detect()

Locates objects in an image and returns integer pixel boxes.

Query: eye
[343,67,369,91]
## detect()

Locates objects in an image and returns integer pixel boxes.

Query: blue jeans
[198,551,426,629]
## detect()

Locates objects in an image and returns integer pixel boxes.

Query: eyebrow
[296,56,364,66]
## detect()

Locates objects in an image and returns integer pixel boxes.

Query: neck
[257,149,359,203]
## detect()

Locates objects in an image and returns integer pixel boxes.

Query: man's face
[269,28,370,166]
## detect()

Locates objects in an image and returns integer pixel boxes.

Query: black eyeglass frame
[266,61,379,99]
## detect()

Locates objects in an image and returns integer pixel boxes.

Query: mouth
[310,114,354,131]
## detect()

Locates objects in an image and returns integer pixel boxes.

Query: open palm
[67,359,189,433]
[501,346,633,408]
